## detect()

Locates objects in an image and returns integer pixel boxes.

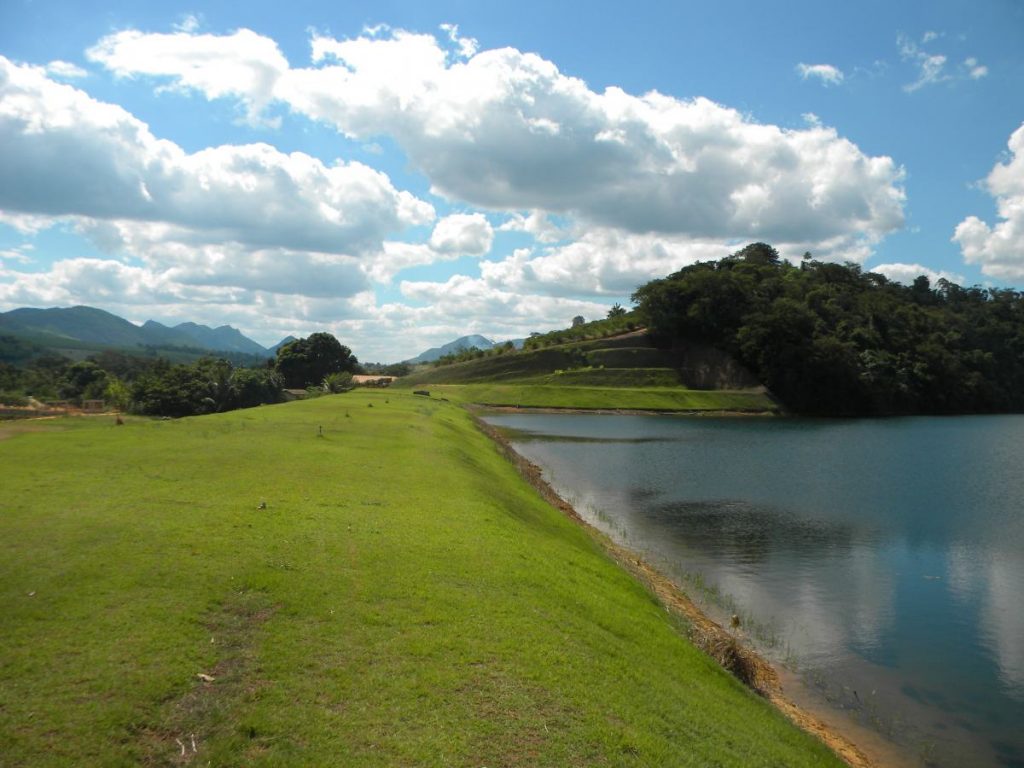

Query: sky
[1,0,1022,361]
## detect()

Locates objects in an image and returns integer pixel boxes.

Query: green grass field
[415,383,776,412]
[1,393,833,766]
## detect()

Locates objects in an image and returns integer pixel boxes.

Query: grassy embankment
[0,392,837,766]
[414,383,772,411]
[396,332,776,412]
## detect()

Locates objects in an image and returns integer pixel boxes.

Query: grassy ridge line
[0,393,834,766]
[414,382,776,412]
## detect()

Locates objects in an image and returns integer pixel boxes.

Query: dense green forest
[633,243,1024,415]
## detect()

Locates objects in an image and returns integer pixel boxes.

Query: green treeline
[1,332,361,417]
[633,243,1024,415]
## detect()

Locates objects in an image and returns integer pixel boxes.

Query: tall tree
[275,333,359,388]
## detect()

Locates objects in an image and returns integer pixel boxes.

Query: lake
[483,412,1024,767]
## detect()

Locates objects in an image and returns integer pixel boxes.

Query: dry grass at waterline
[1,393,842,766]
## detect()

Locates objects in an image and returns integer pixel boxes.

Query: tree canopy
[274,333,360,388]
[632,243,1024,415]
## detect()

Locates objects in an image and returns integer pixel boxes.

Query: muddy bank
[473,413,907,768]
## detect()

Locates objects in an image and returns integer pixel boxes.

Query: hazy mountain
[140,320,202,348]
[269,335,298,354]
[172,322,269,356]
[406,334,497,364]
[0,305,269,356]
[0,306,155,348]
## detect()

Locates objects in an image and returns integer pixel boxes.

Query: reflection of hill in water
[500,428,672,445]
[638,496,866,563]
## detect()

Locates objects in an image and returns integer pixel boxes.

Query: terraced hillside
[396,331,775,412]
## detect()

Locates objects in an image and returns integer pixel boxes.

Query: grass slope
[1,394,832,766]
[397,331,771,412]
[419,383,775,411]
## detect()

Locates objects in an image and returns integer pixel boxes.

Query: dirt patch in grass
[0,419,63,441]
[473,413,876,768]
[134,590,276,766]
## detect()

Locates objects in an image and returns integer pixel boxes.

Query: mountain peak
[406,334,497,364]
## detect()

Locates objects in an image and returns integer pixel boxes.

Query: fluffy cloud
[481,227,881,299]
[796,63,844,86]
[481,231,730,297]
[400,273,608,330]
[362,214,494,282]
[0,257,204,307]
[497,210,566,243]
[87,28,288,124]
[0,56,438,300]
[0,57,433,252]
[92,27,905,253]
[428,212,493,255]
[85,225,370,297]
[953,123,1024,279]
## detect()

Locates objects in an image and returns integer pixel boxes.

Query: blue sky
[1,0,1022,360]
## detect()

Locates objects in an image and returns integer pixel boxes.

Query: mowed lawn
[0,392,838,767]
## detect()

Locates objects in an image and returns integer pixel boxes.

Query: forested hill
[632,243,1024,416]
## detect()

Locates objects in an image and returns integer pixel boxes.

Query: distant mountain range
[0,304,525,366]
[405,334,524,364]
[0,305,289,358]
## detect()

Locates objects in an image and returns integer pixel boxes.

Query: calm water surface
[484,413,1024,767]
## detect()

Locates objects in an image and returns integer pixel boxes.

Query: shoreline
[466,403,780,417]
[473,412,911,768]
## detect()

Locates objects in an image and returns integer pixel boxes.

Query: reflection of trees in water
[634,494,864,564]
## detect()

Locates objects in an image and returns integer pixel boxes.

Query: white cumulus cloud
[953,123,1024,279]
[400,273,608,329]
[0,56,437,300]
[481,231,732,297]
[90,26,906,255]
[428,212,494,256]
[497,210,567,243]
[87,28,288,124]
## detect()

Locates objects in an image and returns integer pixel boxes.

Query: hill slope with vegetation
[632,242,1024,416]
[401,241,1024,416]
[0,394,842,766]
[0,305,272,362]
[395,313,772,412]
